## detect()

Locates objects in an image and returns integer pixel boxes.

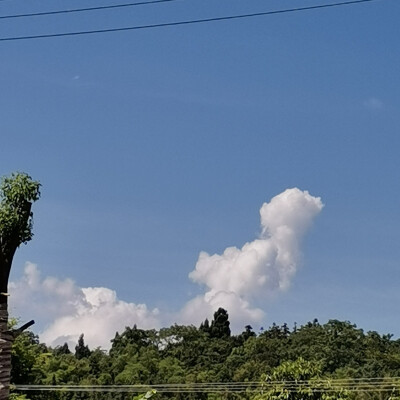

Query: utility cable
[15,385,400,394]
[15,377,400,393]
[0,0,379,42]
[0,0,181,20]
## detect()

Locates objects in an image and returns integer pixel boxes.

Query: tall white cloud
[182,188,323,329]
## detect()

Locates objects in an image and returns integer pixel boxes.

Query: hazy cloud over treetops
[9,188,323,349]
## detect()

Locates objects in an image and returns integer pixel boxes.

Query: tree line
[10,308,400,400]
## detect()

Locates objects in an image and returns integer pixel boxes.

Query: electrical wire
[15,377,400,393]
[0,0,181,20]
[0,0,379,42]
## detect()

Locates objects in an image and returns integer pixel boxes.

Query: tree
[0,172,40,400]
[75,334,91,360]
[11,329,47,384]
[210,308,231,339]
[238,325,256,343]
[253,358,353,400]
[53,343,71,356]
[199,319,211,335]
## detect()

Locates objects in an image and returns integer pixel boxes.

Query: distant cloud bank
[9,188,323,350]
[9,263,160,349]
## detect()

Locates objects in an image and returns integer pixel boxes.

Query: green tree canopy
[0,172,41,299]
[210,308,231,339]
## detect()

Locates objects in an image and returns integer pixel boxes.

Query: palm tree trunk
[0,301,11,400]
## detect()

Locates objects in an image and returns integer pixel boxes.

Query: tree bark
[0,255,12,400]
[0,302,12,400]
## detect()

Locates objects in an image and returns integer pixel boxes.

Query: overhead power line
[0,0,180,20]
[0,0,380,42]
[14,377,400,393]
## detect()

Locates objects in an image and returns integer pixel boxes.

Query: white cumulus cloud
[9,188,323,348]
[181,188,323,329]
[9,263,160,350]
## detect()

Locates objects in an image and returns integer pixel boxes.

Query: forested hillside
[11,308,400,400]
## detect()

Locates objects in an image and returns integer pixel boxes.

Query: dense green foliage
[10,310,400,400]
[0,172,41,250]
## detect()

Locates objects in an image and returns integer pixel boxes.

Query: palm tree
[0,172,40,400]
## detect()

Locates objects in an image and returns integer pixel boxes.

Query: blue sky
[1,0,400,348]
